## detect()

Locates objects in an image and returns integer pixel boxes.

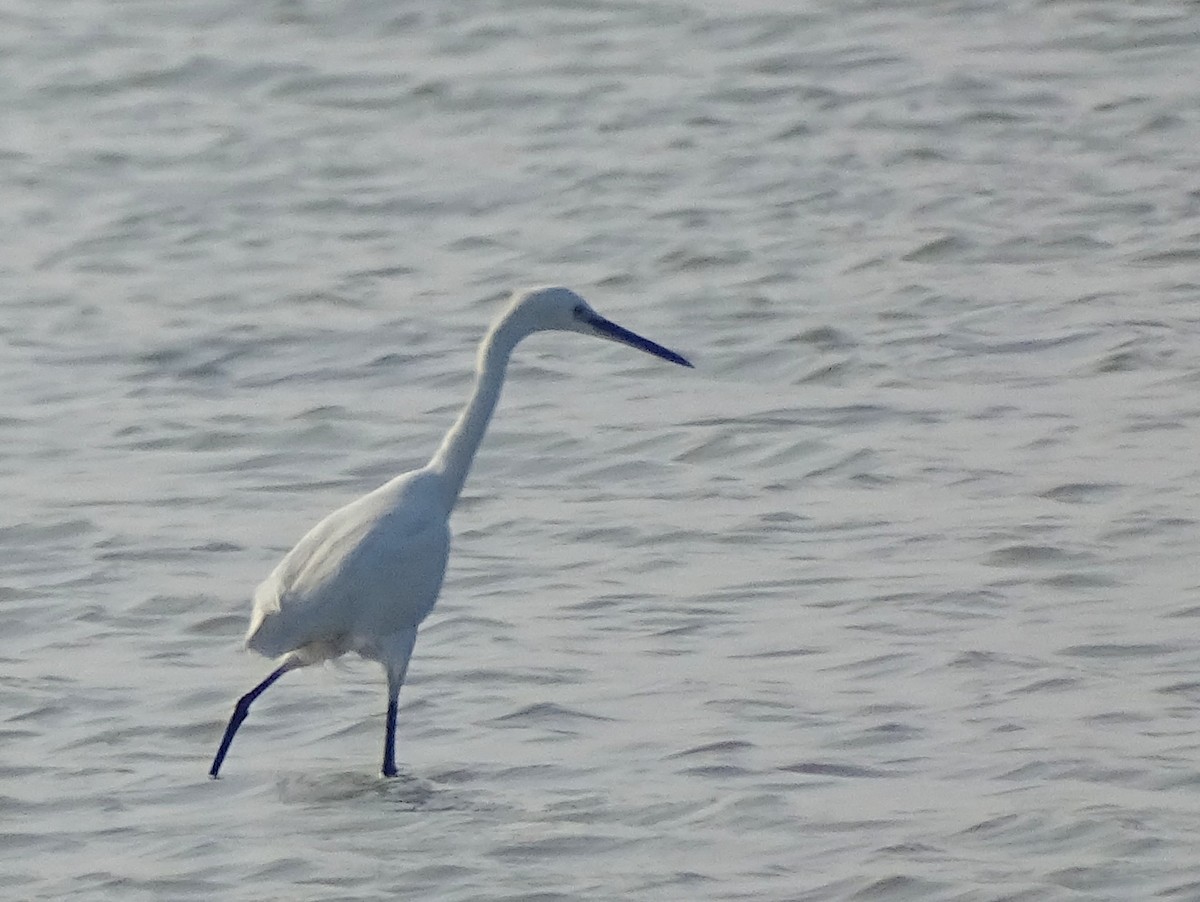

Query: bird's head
[505,286,692,368]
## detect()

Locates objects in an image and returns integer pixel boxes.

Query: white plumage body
[246,469,450,667]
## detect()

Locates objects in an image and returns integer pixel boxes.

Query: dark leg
[382,693,399,778]
[379,629,418,779]
[209,662,295,778]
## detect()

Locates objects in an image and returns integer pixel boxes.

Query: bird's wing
[245,471,450,660]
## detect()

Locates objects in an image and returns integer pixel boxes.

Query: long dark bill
[583,312,693,368]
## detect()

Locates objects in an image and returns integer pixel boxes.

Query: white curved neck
[428,314,525,508]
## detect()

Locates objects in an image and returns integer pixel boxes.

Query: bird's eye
[572,303,587,319]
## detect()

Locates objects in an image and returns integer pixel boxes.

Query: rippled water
[4,0,1200,899]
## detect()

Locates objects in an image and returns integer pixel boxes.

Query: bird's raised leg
[209,660,297,778]
[381,629,418,778]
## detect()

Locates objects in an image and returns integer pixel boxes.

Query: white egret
[209,286,691,778]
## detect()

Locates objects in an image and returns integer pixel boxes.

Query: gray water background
[3,0,1200,899]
